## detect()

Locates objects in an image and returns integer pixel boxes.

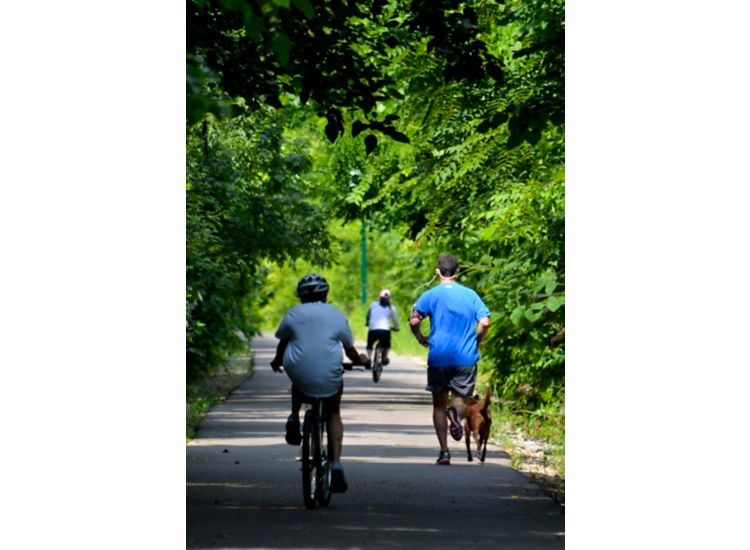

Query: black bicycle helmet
[296,273,330,297]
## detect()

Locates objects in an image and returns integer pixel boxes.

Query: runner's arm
[476,316,490,348]
[409,309,429,347]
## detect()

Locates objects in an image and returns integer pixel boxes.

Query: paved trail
[186,334,564,549]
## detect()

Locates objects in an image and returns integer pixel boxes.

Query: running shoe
[436,450,451,465]
[448,406,463,441]
[285,416,301,446]
[331,466,348,493]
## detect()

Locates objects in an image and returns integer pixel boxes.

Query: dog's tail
[481,385,491,413]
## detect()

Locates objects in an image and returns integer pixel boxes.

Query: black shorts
[425,365,476,398]
[367,329,391,350]
[292,382,344,416]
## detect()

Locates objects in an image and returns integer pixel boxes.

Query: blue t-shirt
[414,282,490,367]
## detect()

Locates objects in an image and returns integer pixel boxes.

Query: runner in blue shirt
[410,254,491,465]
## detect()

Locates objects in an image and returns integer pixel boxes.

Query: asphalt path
[186,334,564,549]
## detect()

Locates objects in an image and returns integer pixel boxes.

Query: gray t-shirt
[275,302,355,398]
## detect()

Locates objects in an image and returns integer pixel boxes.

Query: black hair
[437,253,458,278]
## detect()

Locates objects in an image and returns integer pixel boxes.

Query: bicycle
[299,360,366,509]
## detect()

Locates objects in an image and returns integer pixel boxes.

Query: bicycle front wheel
[316,415,332,507]
[301,409,317,509]
[372,345,383,383]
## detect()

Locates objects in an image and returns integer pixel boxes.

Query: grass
[491,404,565,507]
[186,352,254,441]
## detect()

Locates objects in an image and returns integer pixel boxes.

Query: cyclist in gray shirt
[271,273,368,492]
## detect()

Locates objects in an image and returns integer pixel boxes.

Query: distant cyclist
[365,288,400,367]
[270,273,368,493]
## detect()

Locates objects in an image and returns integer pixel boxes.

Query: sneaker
[331,466,348,493]
[436,450,451,465]
[448,406,463,441]
[285,416,301,446]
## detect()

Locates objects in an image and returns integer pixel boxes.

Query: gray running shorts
[425,365,476,397]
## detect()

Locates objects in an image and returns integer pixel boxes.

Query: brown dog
[464,385,492,463]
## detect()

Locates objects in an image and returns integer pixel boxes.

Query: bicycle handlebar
[342,360,370,370]
[274,360,370,372]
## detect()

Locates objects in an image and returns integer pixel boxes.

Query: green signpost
[360,214,367,304]
[349,168,367,304]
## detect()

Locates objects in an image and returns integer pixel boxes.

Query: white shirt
[275,302,354,398]
[366,301,399,331]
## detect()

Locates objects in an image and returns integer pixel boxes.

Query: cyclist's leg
[369,330,387,363]
[322,384,348,492]
[322,383,344,462]
[381,330,392,364]
[366,330,377,365]
[290,384,304,421]
[285,384,305,445]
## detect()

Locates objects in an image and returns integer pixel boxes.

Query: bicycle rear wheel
[301,409,317,509]
[316,414,332,507]
[372,345,383,383]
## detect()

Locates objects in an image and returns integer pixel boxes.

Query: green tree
[187,0,508,151]
[186,0,566,425]
[186,108,331,380]
[300,0,565,411]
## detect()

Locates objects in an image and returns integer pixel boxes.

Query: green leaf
[524,309,542,323]
[510,307,525,326]
[533,273,547,293]
[270,33,292,66]
[546,295,564,312]
[292,0,314,19]
[545,272,557,295]
[245,16,264,42]
[273,0,291,7]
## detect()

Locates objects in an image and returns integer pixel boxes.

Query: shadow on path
[186,334,564,549]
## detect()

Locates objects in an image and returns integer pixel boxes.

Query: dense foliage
[186,0,564,424]
[186,108,331,381]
